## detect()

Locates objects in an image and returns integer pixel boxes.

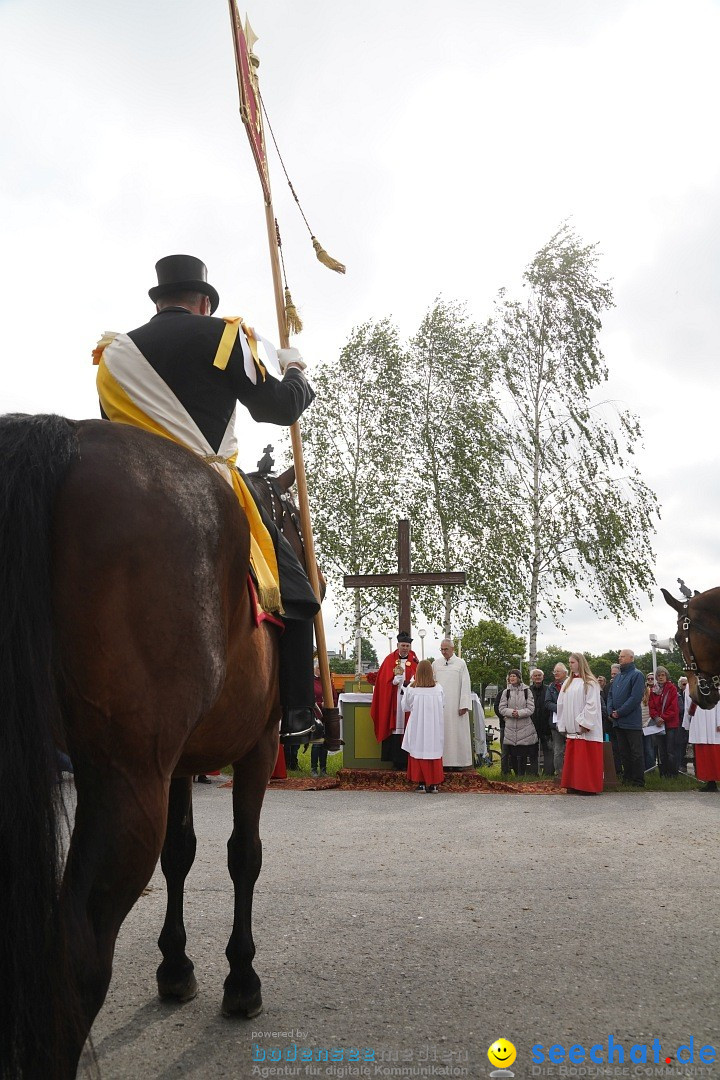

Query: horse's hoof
[221,988,263,1018]
[157,972,199,1003]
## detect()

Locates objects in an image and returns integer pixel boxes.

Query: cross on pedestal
[343,519,466,634]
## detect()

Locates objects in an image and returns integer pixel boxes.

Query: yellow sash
[96,358,282,614]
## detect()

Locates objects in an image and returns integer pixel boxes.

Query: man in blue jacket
[606,648,646,786]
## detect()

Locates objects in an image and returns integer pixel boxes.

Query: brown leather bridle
[677,599,720,698]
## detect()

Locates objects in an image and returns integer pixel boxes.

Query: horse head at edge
[661,585,720,709]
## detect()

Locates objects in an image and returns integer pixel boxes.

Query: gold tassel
[312,236,346,275]
[284,287,303,335]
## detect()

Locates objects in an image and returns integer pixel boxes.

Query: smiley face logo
[487,1039,517,1069]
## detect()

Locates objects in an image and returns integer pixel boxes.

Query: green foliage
[298,225,658,656]
[536,644,685,684]
[329,657,355,674]
[480,222,659,661]
[632,648,684,683]
[299,319,408,632]
[461,619,527,693]
[404,300,507,633]
[534,645,572,676]
[351,638,378,665]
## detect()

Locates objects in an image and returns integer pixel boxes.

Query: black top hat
[149,255,220,314]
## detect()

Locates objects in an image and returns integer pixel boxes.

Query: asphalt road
[82,783,720,1079]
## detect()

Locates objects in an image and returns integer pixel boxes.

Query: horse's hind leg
[60,765,169,1074]
[157,776,199,1002]
[222,730,277,1018]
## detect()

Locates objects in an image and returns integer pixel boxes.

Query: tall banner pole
[228,5,336,714]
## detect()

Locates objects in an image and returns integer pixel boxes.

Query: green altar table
[338,687,394,770]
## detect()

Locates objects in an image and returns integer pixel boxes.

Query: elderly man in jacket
[529,667,554,776]
[499,668,538,775]
[545,662,568,774]
[606,648,646,787]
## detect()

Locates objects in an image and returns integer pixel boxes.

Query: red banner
[228,4,271,204]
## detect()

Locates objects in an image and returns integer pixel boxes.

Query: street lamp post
[419,628,426,659]
[649,633,675,678]
[457,629,464,658]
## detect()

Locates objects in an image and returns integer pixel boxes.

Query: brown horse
[0,414,296,1078]
[662,586,720,708]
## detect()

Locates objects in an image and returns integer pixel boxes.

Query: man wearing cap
[370,632,419,769]
[93,255,322,744]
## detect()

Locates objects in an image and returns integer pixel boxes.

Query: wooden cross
[343,519,466,633]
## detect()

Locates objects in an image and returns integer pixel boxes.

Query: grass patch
[286,747,344,778]
[475,763,554,785]
[633,770,702,792]
[221,748,344,779]
[475,761,704,791]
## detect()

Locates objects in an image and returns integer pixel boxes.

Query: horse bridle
[257,475,305,545]
[678,600,720,697]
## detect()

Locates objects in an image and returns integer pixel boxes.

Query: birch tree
[299,318,406,634]
[485,223,658,663]
[405,299,507,635]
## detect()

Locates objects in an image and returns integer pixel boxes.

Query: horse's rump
[53,420,279,773]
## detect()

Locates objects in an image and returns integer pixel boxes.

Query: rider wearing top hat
[94,254,322,744]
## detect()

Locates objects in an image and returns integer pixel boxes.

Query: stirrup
[280,707,325,746]
[280,723,324,746]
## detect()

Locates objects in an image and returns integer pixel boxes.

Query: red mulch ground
[221,770,562,794]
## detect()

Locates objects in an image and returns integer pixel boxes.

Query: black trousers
[382,734,408,770]
[658,726,681,777]
[678,724,690,768]
[537,733,555,776]
[506,744,538,776]
[311,744,329,772]
[616,728,644,785]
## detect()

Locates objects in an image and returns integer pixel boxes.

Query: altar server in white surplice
[557,651,604,795]
[402,661,445,792]
[432,639,473,768]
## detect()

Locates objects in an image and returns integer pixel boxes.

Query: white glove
[277,347,307,373]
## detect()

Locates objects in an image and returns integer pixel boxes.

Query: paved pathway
[84,784,720,1079]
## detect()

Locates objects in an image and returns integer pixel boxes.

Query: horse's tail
[0,414,78,1078]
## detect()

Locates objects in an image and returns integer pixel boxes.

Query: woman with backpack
[498,668,538,776]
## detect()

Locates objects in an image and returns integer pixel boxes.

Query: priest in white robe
[432,639,473,767]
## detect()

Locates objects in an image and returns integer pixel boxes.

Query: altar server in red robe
[686,691,720,792]
[370,631,419,769]
[557,652,604,794]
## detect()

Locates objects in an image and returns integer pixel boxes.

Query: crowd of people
[492,648,720,793]
[278,639,720,799]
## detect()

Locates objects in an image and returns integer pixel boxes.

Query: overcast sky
[2,0,719,666]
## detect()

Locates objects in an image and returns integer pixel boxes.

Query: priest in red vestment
[370,631,419,769]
